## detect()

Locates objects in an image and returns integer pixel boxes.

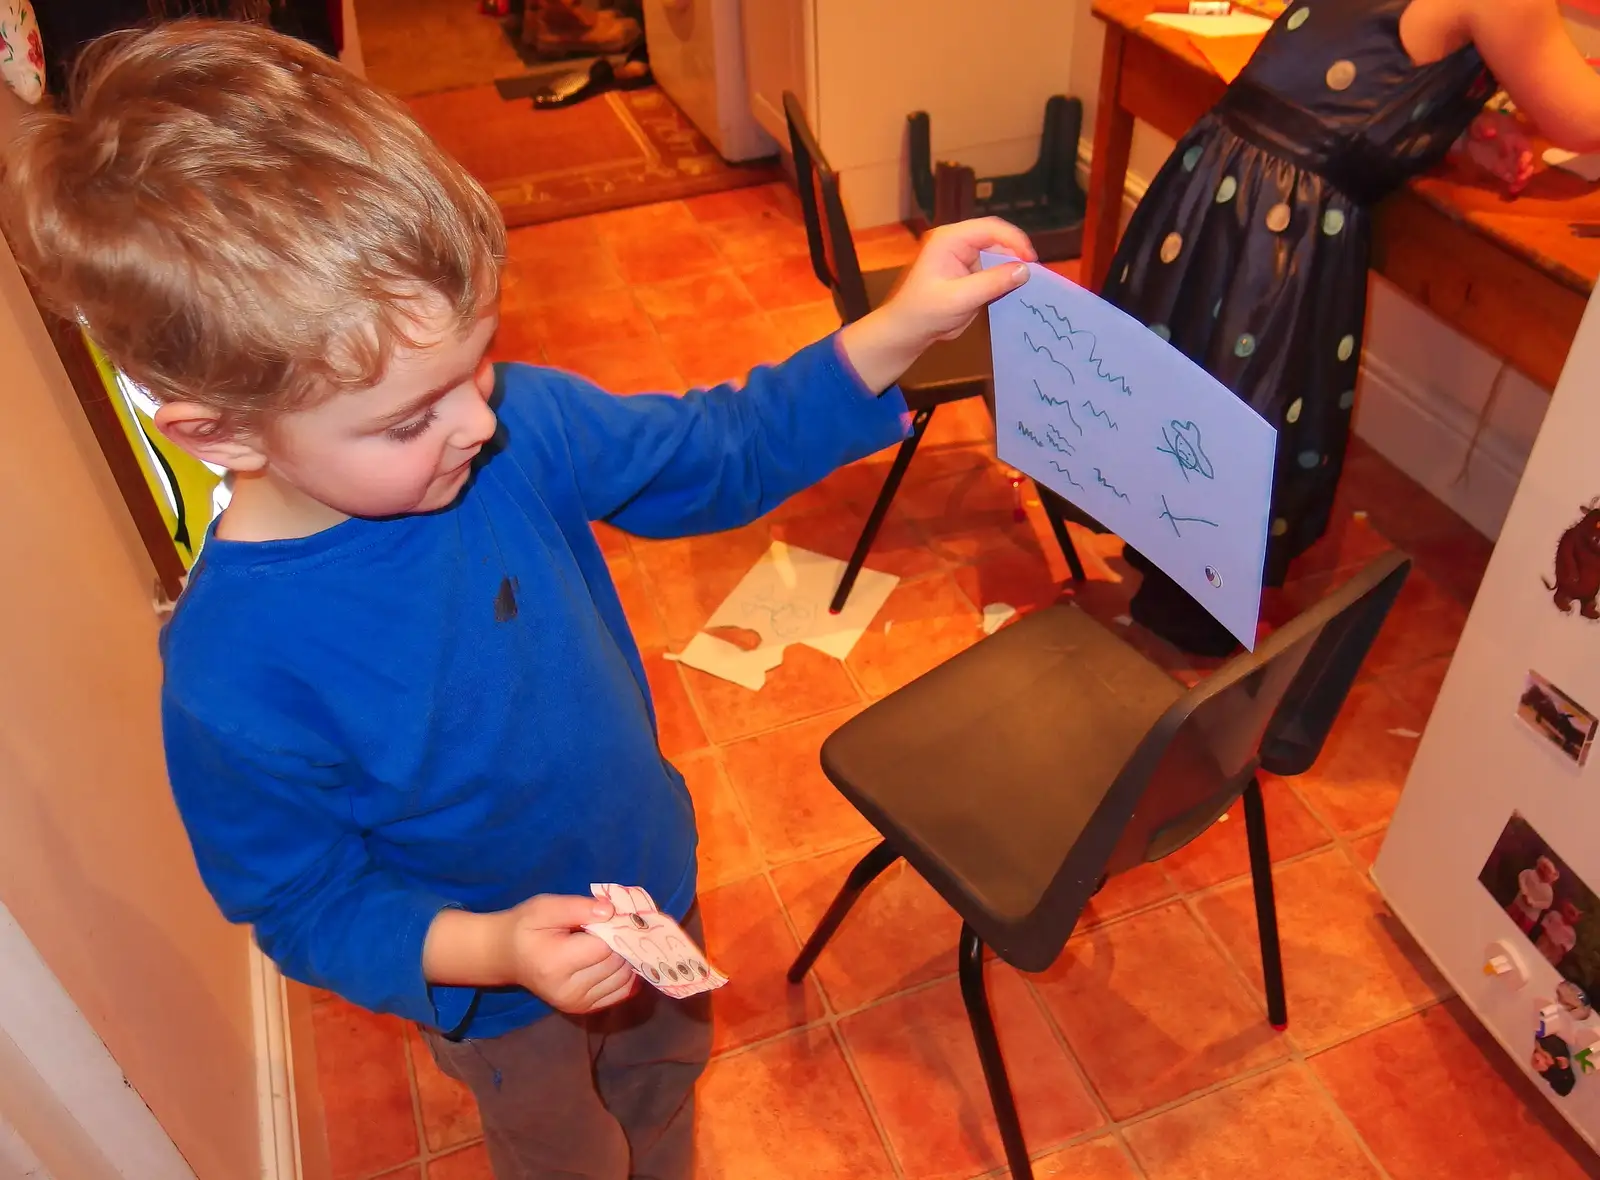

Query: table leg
[1083,26,1134,293]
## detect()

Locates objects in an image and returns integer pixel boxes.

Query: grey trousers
[421,909,712,1180]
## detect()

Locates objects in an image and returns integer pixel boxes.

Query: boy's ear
[152,402,269,472]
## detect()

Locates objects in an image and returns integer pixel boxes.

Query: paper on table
[584,884,728,999]
[1544,147,1600,182]
[667,542,899,690]
[980,254,1277,648]
[1145,10,1271,35]
[1195,33,1264,82]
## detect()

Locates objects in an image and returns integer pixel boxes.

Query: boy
[1,19,1034,1179]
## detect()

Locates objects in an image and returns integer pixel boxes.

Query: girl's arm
[1461,0,1600,151]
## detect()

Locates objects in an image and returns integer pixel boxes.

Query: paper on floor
[666,542,899,690]
[981,602,1017,635]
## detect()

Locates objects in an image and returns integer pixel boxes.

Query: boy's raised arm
[522,219,1034,540]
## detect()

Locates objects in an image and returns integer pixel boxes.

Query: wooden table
[1084,0,1600,390]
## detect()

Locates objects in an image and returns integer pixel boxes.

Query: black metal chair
[782,92,1088,612]
[788,553,1411,1179]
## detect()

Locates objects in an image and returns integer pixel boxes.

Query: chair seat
[821,604,1184,932]
[861,267,991,408]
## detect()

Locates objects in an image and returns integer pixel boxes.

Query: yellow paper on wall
[82,331,225,570]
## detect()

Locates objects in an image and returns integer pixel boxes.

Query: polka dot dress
[1099,0,1492,604]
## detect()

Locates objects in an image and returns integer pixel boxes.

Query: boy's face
[258,309,501,520]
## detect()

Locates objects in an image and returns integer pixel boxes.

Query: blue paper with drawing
[981,254,1277,648]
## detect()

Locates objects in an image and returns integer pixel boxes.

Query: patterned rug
[407,83,783,228]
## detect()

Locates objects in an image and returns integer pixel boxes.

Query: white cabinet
[644,0,777,162]
[740,0,1081,227]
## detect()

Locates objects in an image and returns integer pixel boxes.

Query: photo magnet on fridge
[1543,498,1600,621]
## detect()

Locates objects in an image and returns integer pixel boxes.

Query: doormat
[407,84,784,228]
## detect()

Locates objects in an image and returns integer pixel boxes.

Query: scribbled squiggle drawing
[1033,378,1075,408]
[1017,419,1074,455]
[1155,420,1215,482]
[1082,399,1119,430]
[737,588,817,640]
[1023,331,1071,373]
[1018,300,1135,396]
[1094,468,1130,501]
[1045,425,1075,456]
[1049,461,1085,489]
[1158,494,1219,538]
[1020,299,1067,341]
[1063,398,1083,434]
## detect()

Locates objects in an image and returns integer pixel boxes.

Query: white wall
[0,904,194,1180]
[798,0,1079,232]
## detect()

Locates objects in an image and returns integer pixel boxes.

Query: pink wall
[0,92,261,1180]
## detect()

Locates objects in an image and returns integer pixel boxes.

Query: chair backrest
[1006,553,1411,966]
[782,91,873,324]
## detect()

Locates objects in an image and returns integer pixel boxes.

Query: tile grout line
[753,850,909,1180]
[1165,810,1451,1180]
[1173,878,1399,1178]
[827,1020,911,1180]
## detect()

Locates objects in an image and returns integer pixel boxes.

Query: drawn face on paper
[667,934,708,981]
[639,936,678,982]
[612,933,660,983]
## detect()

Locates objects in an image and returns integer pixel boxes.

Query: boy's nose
[452,396,498,450]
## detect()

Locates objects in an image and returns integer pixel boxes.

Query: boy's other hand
[837,217,1036,395]
[505,893,637,1014]
[422,894,636,1014]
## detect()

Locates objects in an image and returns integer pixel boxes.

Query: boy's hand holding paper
[584,883,728,999]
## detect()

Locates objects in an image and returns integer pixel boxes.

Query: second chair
[782,92,1089,612]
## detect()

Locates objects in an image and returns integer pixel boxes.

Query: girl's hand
[1457,110,1535,196]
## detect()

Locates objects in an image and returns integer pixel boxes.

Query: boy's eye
[386,408,437,442]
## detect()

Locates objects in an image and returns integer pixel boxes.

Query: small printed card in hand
[583,883,728,999]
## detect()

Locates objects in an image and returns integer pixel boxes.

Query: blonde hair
[2,19,507,417]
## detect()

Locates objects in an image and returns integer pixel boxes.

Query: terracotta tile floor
[308,185,1599,1179]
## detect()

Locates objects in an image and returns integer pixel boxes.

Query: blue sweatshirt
[160,336,908,1038]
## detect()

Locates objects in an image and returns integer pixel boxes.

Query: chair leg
[958,925,1033,1180]
[1242,777,1288,1030]
[787,840,900,983]
[830,409,933,614]
[1038,487,1088,583]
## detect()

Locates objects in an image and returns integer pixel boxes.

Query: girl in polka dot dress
[1107,0,1600,655]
